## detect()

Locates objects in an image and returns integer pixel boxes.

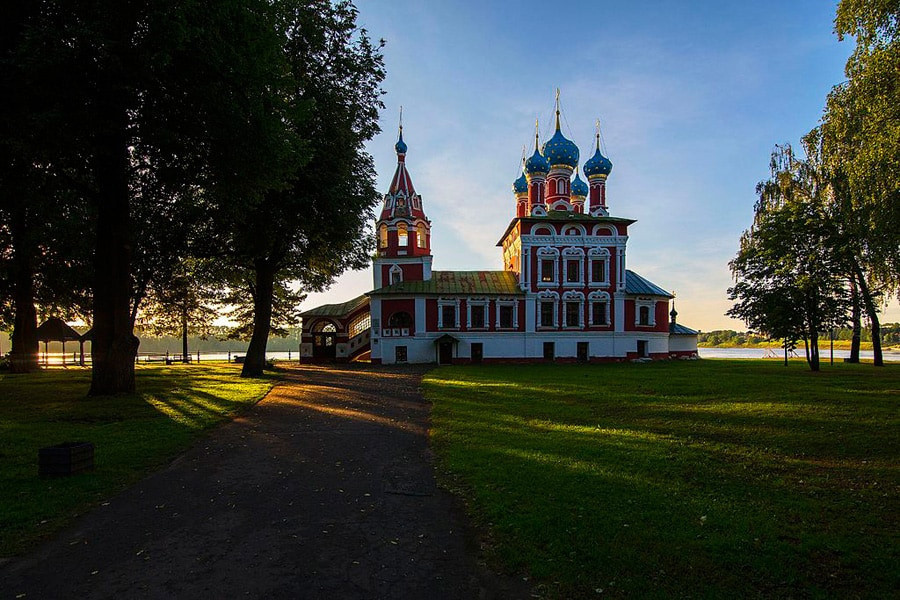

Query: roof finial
[399,105,403,135]
[555,88,561,131]
[534,118,540,150]
[595,118,601,150]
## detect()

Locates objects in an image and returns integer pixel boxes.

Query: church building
[299,101,699,364]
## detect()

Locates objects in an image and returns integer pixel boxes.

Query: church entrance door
[313,332,336,359]
[438,341,453,365]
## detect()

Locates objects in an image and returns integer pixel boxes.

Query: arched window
[379,224,388,248]
[639,306,650,326]
[417,223,427,248]
[397,223,408,246]
[557,179,565,195]
[312,320,337,333]
[388,312,413,328]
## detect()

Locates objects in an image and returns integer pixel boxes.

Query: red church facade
[300,101,698,364]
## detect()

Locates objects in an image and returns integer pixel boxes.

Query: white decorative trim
[530,205,547,217]
[591,224,616,236]
[495,298,519,329]
[635,298,656,327]
[561,246,585,286]
[437,297,460,329]
[389,264,403,285]
[561,224,587,236]
[537,291,559,329]
[537,246,560,287]
[562,290,585,329]
[466,297,490,329]
[587,247,611,287]
[588,291,611,326]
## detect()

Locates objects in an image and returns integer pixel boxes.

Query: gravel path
[1,364,528,599]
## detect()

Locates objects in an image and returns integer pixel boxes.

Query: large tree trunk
[848,277,861,363]
[90,108,139,395]
[241,260,275,378]
[9,227,39,373]
[853,265,883,367]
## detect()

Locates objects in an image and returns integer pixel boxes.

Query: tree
[137,260,220,363]
[9,1,305,393]
[728,145,849,371]
[213,1,386,377]
[817,0,900,366]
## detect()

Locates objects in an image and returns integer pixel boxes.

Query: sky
[298,0,899,331]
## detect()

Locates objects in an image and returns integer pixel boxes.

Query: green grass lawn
[424,360,899,599]
[0,364,276,557]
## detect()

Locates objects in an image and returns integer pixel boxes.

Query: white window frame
[389,264,403,285]
[562,247,585,287]
[562,290,585,329]
[466,297,490,330]
[438,297,460,329]
[536,247,560,288]
[588,247,611,287]
[536,291,559,329]
[588,291,611,326]
[635,298,656,327]
[495,298,519,329]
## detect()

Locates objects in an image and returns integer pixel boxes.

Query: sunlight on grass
[425,360,900,599]
[0,364,276,556]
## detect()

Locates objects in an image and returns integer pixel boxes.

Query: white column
[415,297,426,335]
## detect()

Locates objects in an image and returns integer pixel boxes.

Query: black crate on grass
[39,441,94,477]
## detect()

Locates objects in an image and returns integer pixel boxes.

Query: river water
[698,346,900,362]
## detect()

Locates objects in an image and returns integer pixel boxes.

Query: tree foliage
[728,145,849,371]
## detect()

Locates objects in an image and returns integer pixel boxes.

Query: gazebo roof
[36,318,83,343]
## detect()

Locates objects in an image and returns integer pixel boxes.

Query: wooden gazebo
[36,317,87,366]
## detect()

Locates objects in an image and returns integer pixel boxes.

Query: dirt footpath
[1,364,528,599]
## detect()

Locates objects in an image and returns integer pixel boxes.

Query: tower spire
[555,88,561,131]
[534,118,540,150]
[595,118,601,150]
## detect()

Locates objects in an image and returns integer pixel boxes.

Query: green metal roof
[299,294,369,318]
[369,271,523,296]
[670,322,699,335]
[625,270,673,298]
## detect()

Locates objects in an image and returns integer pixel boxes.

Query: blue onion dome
[395,128,407,154]
[583,133,612,177]
[524,147,549,175]
[541,113,580,170]
[570,172,589,197]
[513,170,528,193]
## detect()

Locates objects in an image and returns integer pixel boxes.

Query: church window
[557,179,565,195]
[389,265,402,285]
[591,259,606,283]
[470,305,485,328]
[591,301,608,326]
[348,313,371,337]
[498,305,514,329]
[639,305,650,326]
[566,259,581,283]
[441,305,457,328]
[565,302,581,328]
[539,301,555,327]
[379,224,388,248]
[417,223,427,248]
[397,223,408,246]
[388,311,412,328]
[540,259,555,283]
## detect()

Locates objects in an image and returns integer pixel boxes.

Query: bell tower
[373,118,432,289]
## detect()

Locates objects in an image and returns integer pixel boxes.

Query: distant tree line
[728,0,899,371]
[700,325,900,348]
[0,1,385,391]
